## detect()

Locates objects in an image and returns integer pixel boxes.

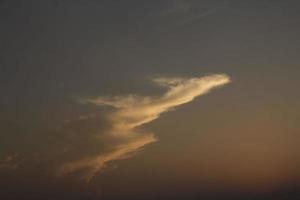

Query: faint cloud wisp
[0,154,20,170]
[153,0,223,26]
[153,0,191,16]
[177,7,219,25]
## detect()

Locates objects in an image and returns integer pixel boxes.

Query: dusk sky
[1,0,300,199]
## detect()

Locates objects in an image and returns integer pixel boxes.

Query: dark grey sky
[1,0,300,199]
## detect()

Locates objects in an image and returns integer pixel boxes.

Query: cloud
[57,134,156,181]
[153,0,191,16]
[57,74,231,181]
[0,154,20,170]
[177,7,218,25]
[152,0,222,26]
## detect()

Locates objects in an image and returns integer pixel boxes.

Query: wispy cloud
[153,0,191,16]
[57,74,231,181]
[0,154,20,170]
[177,7,219,25]
[152,1,223,27]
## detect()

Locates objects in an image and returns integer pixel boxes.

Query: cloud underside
[57,74,231,181]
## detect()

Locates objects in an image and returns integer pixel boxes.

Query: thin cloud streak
[57,74,231,181]
[153,0,191,16]
[177,7,219,25]
[58,134,156,181]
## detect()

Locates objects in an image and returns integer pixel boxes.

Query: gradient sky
[1,0,300,199]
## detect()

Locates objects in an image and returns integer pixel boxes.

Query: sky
[0,0,300,199]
